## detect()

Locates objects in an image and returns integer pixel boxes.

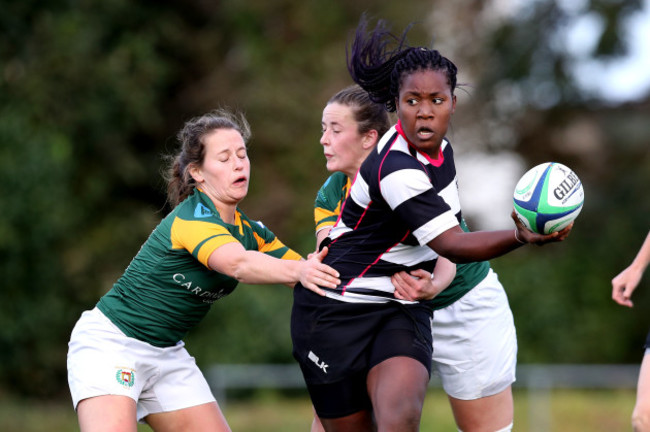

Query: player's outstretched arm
[427,211,573,264]
[208,242,340,295]
[612,230,650,308]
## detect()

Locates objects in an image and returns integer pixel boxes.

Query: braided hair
[347,16,458,112]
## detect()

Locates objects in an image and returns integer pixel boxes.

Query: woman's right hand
[299,247,340,296]
[512,210,573,245]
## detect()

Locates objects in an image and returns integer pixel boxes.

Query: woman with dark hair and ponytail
[290,17,572,432]
[67,108,340,432]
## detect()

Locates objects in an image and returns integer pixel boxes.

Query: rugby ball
[513,162,584,234]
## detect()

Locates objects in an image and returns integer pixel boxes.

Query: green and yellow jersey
[98,188,300,347]
[314,172,350,235]
[314,173,489,310]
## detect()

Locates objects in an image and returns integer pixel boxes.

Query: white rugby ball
[513,162,584,234]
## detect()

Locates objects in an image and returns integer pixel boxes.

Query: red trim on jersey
[395,120,444,167]
[377,132,398,196]
[341,230,411,296]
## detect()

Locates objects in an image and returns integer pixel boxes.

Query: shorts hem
[445,376,516,400]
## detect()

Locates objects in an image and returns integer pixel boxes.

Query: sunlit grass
[0,388,635,431]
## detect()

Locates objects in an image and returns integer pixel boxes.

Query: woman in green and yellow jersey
[67,109,340,432]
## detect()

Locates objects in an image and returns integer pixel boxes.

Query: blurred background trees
[1,0,648,399]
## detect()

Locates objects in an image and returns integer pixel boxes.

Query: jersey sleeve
[314,173,348,234]
[379,154,458,246]
[170,218,240,268]
[247,219,302,261]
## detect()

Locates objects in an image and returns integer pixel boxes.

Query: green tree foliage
[0,0,648,398]
[471,0,650,363]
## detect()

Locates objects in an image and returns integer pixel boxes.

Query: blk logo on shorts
[308,351,328,374]
[115,368,136,388]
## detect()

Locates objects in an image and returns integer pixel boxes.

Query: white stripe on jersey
[380,242,438,266]
[329,223,351,240]
[349,172,370,209]
[380,169,432,209]
[329,173,368,241]
[438,177,461,215]
[346,276,395,292]
[324,291,416,304]
[413,210,460,246]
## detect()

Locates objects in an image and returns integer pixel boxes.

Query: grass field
[0,388,635,431]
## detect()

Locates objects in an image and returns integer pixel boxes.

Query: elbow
[230,268,247,283]
[213,256,248,282]
[229,259,253,283]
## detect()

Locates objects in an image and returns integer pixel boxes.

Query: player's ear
[362,130,378,149]
[189,163,204,183]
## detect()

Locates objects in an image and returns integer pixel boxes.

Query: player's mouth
[233,176,248,186]
[416,127,435,140]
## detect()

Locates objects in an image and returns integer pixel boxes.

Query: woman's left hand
[392,269,442,301]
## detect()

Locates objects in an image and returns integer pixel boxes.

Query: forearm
[630,231,650,272]
[432,257,456,289]
[229,251,302,285]
[431,229,523,264]
[209,244,302,285]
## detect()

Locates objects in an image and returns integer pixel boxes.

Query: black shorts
[290,284,433,419]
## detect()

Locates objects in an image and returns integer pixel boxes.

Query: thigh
[636,349,650,410]
[448,386,513,432]
[77,395,138,432]
[431,270,517,399]
[145,401,231,432]
[367,356,429,432]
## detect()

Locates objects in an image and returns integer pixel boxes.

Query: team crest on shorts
[115,367,136,388]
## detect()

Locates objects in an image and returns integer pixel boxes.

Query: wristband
[514,229,526,244]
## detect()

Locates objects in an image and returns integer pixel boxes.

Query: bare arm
[208,243,340,296]
[430,257,457,291]
[612,230,650,308]
[428,211,573,264]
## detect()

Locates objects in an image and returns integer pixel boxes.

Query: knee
[375,397,422,431]
[632,404,650,432]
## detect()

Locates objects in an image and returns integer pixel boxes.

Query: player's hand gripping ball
[513,162,584,234]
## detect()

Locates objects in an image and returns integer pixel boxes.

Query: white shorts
[431,269,517,400]
[67,308,216,422]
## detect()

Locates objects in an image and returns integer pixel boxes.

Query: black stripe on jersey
[323,127,459,302]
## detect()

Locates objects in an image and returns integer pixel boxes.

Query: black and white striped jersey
[322,122,461,303]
